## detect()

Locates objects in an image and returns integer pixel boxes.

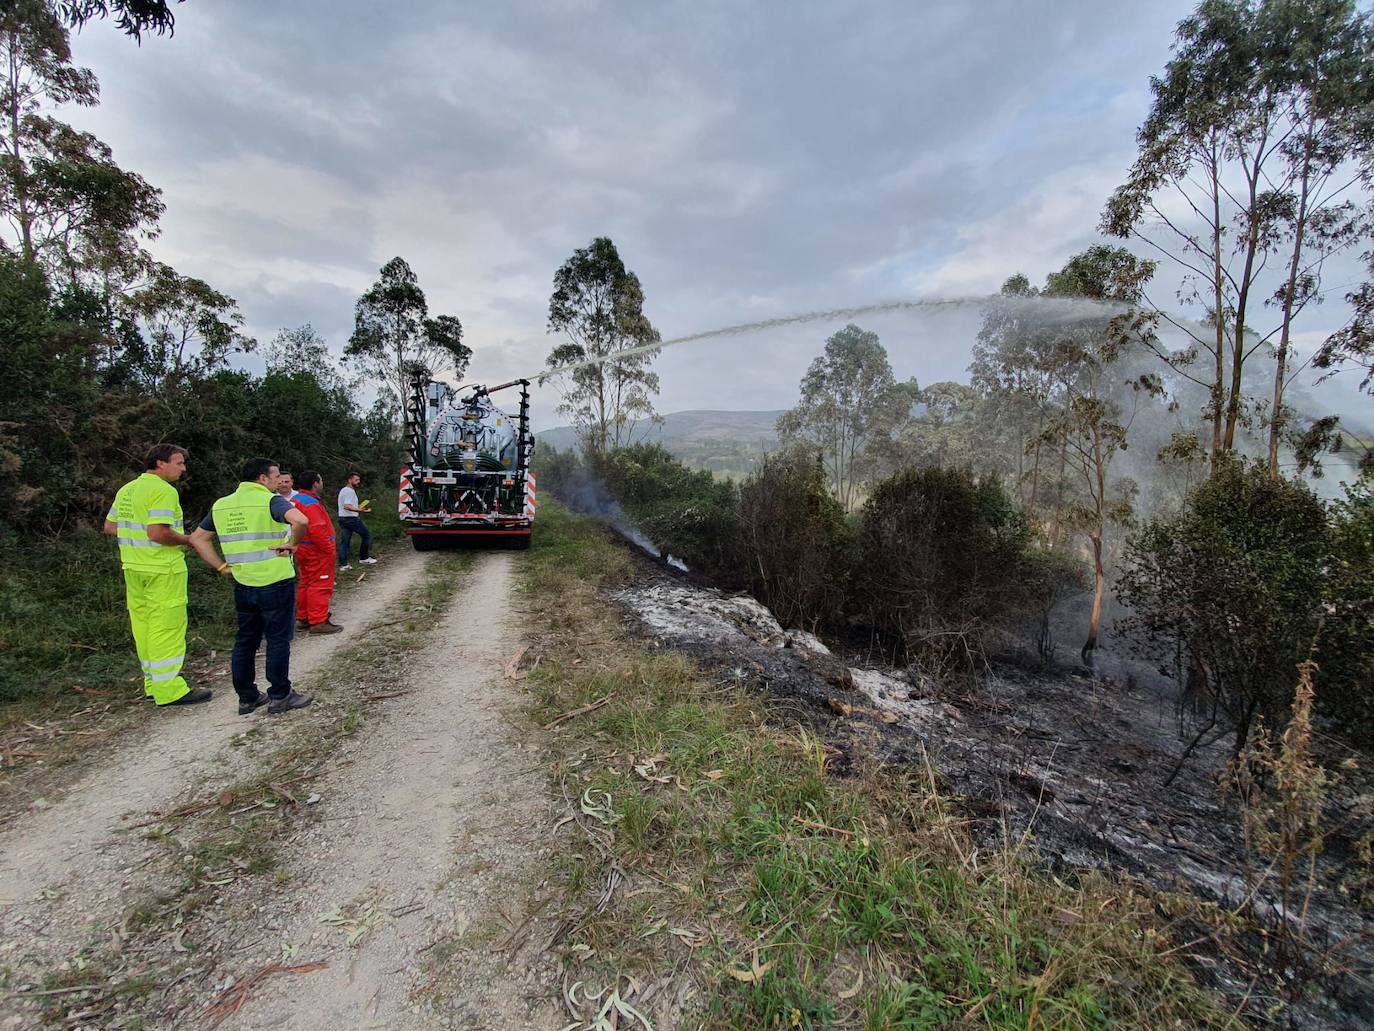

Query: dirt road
[0,550,558,1029]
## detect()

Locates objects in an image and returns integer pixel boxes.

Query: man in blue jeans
[336,471,377,570]
[189,457,315,716]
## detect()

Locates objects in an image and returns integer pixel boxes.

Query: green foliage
[598,443,740,579]
[1105,0,1374,463]
[1318,484,1374,740]
[57,1,181,40]
[535,442,739,579]
[124,263,254,383]
[776,323,917,510]
[0,526,236,704]
[545,236,661,456]
[858,467,1033,674]
[0,2,162,277]
[345,256,469,418]
[737,448,852,630]
[1015,546,1091,666]
[1118,462,1331,752]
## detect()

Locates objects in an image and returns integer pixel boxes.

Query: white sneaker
[360,557,379,565]
[339,564,352,571]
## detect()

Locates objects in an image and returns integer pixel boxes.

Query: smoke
[549,463,691,571]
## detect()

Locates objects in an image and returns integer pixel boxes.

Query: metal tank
[399,372,536,549]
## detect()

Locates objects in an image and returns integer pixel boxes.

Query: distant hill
[536,410,784,476]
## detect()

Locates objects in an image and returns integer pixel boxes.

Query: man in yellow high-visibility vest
[103,444,212,707]
[189,457,313,716]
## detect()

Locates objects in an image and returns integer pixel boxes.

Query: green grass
[0,509,407,710]
[523,500,1233,1030]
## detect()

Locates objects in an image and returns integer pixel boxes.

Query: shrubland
[525,501,1232,1030]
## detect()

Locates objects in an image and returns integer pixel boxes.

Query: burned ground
[612,554,1374,1029]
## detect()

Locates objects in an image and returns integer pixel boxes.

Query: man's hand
[274,543,298,556]
[147,524,191,548]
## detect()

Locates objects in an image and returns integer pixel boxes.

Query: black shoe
[267,690,313,715]
[295,618,309,631]
[238,691,269,716]
[163,688,213,707]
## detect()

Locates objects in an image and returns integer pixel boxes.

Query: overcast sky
[64,0,1370,430]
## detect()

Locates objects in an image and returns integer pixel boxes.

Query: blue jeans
[337,516,370,565]
[231,577,296,703]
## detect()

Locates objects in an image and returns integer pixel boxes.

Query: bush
[1015,545,1091,665]
[857,466,1032,675]
[737,449,853,630]
[1117,462,1329,755]
[601,444,740,579]
[1319,485,1374,742]
[534,443,740,580]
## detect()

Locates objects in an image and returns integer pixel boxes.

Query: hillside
[536,409,784,475]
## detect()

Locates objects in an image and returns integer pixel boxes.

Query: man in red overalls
[291,470,342,634]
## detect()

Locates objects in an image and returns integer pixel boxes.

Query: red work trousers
[295,541,336,625]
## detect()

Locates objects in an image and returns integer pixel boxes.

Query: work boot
[162,688,212,707]
[238,691,269,716]
[295,617,309,631]
[267,690,313,715]
[308,620,344,635]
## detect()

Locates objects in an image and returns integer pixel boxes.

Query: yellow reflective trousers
[123,567,190,705]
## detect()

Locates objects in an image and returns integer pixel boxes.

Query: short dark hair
[298,469,323,492]
[240,457,277,482]
[347,471,361,480]
[144,443,187,470]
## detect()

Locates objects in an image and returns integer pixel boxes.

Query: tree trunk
[1082,531,1105,669]
[1267,130,1315,479]
[1209,142,1225,466]
[6,43,33,262]
[1223,121,1273,453]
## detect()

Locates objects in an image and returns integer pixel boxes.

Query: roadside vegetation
[524,501,1233,1030]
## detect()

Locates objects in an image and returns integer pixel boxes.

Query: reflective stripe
[117,537,160,548]
[141,655,185,671]
[107,508,116,520]
[219,531,289,543]
[147,508,177,518]
[226,549,281,565]
[148,667,182,683]
[116,520,147,531]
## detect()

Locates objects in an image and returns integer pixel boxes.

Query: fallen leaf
[727,949,775,983]
[827,698,853,717]
[702,769,725,781]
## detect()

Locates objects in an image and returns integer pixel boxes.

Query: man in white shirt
[336,472,377,570]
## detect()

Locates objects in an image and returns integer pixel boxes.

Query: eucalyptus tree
[58,0,182,39]
[0,0,162,279]
[1104,0,1373,472]
[545,236,661,457]
[1034,247,1159,668]
[347,256,469,419]
[777,323,914,511]
[126,262,253,385]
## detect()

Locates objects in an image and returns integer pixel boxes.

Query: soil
[614,559,1374,1030]
[0,551,561,1029]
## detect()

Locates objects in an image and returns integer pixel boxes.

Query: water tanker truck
[399,371,536,550]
